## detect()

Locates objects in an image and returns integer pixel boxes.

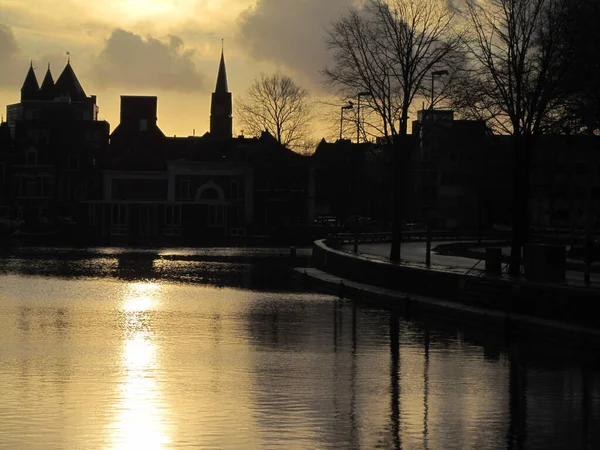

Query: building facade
[4,61,109,230]
[411,109,488,229]
[78,51,313,243]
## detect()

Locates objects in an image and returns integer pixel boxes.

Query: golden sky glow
[0,0,346,139]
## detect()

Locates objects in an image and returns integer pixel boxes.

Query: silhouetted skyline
[0,1,358,139]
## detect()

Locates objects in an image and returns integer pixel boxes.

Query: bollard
[290,246,296,259]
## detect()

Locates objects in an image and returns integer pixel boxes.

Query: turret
[54,60,86,101]
[21,62,40,101]
[40,64,55,100]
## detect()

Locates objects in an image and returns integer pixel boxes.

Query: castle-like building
[0,51,314,243]
[2,60,108,228]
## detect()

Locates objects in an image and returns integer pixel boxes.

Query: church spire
[210,45,232,139]
[215,44,229,94]
[21,61,40,101]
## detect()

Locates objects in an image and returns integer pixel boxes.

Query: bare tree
[559,0,600,135]
[324,0,463,261]
[294,137,321,156]
[452,0,569,275]
[235,74,314,151]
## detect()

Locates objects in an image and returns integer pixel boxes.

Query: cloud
[0,24,28,87]
[91,29,205,92]
[237,0,356,86]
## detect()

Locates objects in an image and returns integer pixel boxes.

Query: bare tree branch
[323,0,463,261]
[450,0,570,275]
[235,73,315,150]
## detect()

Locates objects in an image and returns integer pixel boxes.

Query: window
[180,180,190,199]
[208,205,225,226]
[26,149,38,165]
[140,119,148,131]
[199,188,219,200]
[89,205,97,226]
[442,172,457,185]
[165,205,181,226]
[24,181,34,197]
[68,155,79,170]
[59,179,71,200]
[78,183,87,200]
[111,204,128,226]
[24,180,43,197]
[230,180,239,199]
[140,206,156,236]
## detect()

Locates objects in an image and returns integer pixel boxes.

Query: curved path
[342,241,600,288]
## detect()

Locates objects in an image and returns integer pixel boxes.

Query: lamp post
[357,91,371,143]
[340,101,354,140]
[425,69,448,268]
[430,70,449,111]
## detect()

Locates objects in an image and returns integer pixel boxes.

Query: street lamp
[357,91,372,143]
[430,70,449,111]
[340,101,354,140]
[424,69,448,267]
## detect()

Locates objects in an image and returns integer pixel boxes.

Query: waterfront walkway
[298,239,600,343]
[340,241,600,288]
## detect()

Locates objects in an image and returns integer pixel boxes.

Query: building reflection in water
[109,282,171,449]
[389,310,401,450]
[507,343,527,450]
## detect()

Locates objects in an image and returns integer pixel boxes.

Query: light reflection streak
[109,282,171,449]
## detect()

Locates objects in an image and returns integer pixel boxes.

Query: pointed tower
[21,62,40,101]
[54,60,86,101]
[210,48,232,139]
[40,63,55,100]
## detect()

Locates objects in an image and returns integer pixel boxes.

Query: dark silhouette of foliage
[235,73,314,151]
[324,0,462,261]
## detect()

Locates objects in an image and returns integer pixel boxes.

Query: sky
[0,0,361,139]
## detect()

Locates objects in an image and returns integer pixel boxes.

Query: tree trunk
[390,140,402,262]
[509,134,532,276]
[390,117,409,262]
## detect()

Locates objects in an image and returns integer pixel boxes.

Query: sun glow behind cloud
[78,0,253,29]
[0,0,343,141]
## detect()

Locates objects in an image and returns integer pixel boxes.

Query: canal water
[0,247,598,449]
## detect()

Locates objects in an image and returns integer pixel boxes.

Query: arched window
[195,181,225,203]
[199,188,218,200]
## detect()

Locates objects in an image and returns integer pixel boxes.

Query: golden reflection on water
[110,282,171,449]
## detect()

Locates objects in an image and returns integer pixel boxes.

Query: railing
[331,230,511,245]
[164,227,182,237]
[464,259,484,277]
